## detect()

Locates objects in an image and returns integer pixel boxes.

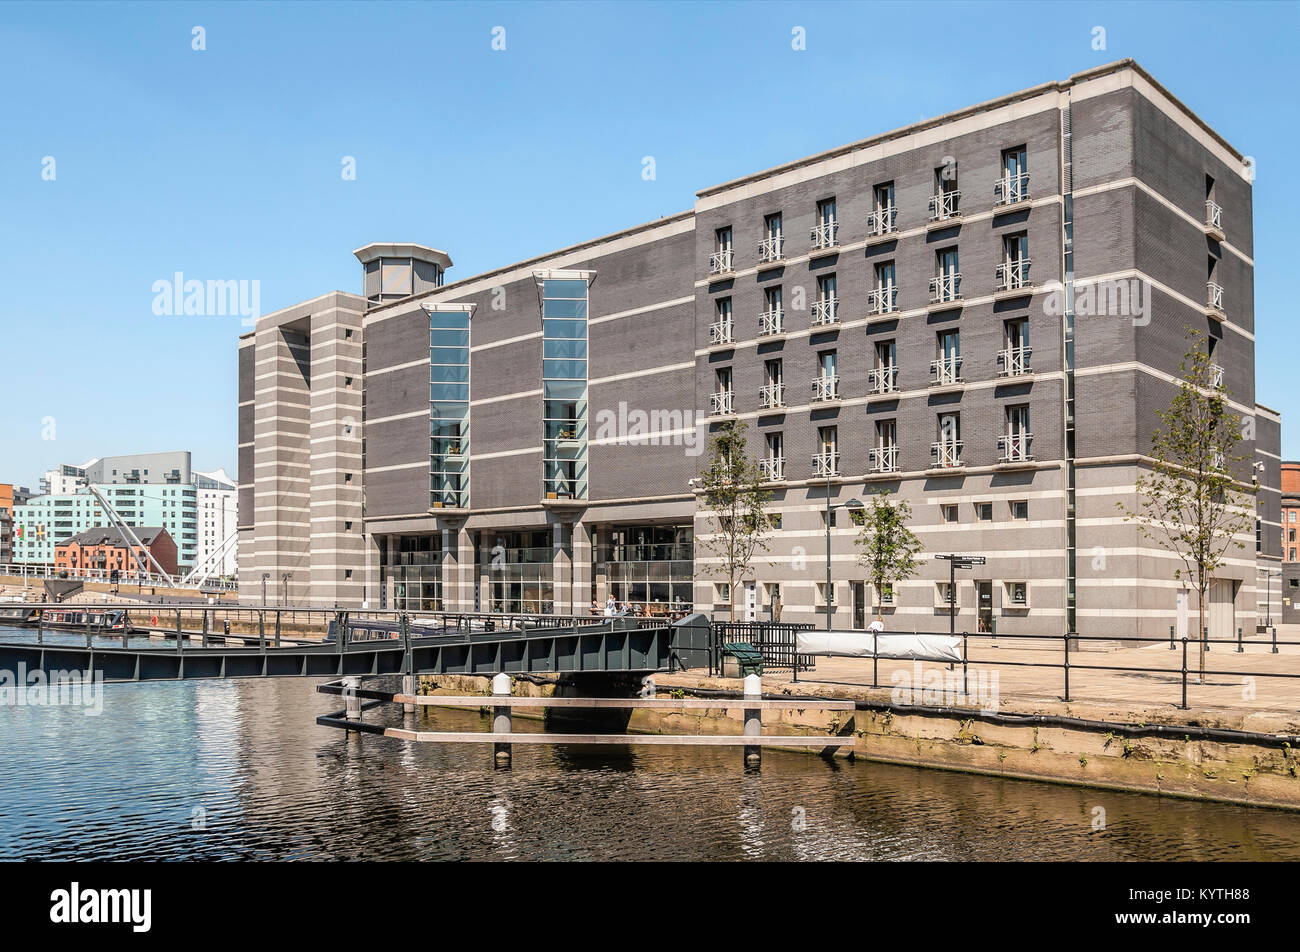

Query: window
[869,182,896,235]
[813,273,838,325]
[814,350,839,401]
[934,329,961,384]
[873,419,898,473]
[936,582,959,609]
[762,432,784,481]
[1004,581,1029,607]
[711,297,734,345]
[870,260,897,314]
[1010,500,1029,520]
[1291,511,1297,523]
[712,367,734,415]
[761,285,783,336]
[932,247,961,302]
[935,413,961,467]
[815,426,838,477]
[999,232,1030,290]
[931,164,960,220]
[760,212,784,262]
[715,582,731,604]
[976,502,993,521]
[1290,529,1296,543]
[812,198,838,249]
[998,146,1029,204]
[1001,317,1030,376]
[711,227,734,274]
[942,504,959,523]
[816,581,834,607]
[1002,405,1032,462]
[762,359,784,409]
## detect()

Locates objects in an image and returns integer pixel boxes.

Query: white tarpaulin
[796,630,962,663]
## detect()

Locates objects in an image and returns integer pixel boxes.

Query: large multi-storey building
[14,452,238,576]
[239,60,1276,639]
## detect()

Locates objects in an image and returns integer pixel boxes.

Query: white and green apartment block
[14,452,238,576]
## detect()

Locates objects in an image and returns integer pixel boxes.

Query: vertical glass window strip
[430,309,471,509]
[542,279,589,500]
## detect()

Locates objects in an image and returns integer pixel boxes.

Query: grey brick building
[238,59,1278,639]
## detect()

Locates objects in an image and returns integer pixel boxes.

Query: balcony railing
[998,431,1033,463]
[759,382,786,409]
[1206,199,1223,232]
[997,345,1032,377]
[995,258,1032,291]
[928,189,961,221]
[710,390,735,416]
[1211,363,1225,389]
[758,235,785,263]
[929,271,962,304]
[709,249,734,275]
[994,171,1030,206]
[869,365,898,394]
[810,220,839,251]
[870,444,899,473]
[810,297,839,326]
[867,285,897,315]
[812,451,840,478]
[931,440,963,468]
[759,456,786,481]
[930,356,962,386]
[709,321,734,346]
[811,374,840,402]
[1207,281,1224,313]
[758,307,785,337]
[866,205,898,237]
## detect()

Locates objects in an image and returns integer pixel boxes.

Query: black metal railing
[709,622,817,676]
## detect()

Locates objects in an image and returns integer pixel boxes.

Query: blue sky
[0,0,1296,488]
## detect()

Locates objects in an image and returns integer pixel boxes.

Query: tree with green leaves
[854,489,924,622]
[1118,328,1255,682]
[694,420,774,622]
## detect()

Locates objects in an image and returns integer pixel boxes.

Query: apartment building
[55,526,178,579]
[14,452,238,576]
[238,60,1275,639]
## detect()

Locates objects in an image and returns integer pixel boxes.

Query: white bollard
[402,674,416,714]
[344,676,362,724]
[743,673,762,766]
[492,673,512,766]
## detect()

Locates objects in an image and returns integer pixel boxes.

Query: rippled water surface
[1,625,1298,860]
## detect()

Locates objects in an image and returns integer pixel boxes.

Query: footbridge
[0,606,710,683]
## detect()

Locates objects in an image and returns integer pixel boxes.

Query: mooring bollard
[344,676,362,727]
[493,673,512,767]
[1273,626,1279,655]
[1169,625,1175,651]
[1180,637,1189,710]
[1237,626,1243,653]
[743,673,762,767]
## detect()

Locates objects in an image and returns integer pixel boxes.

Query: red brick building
[55,526,178,578]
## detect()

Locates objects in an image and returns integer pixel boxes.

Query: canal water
[1,625,1298,860]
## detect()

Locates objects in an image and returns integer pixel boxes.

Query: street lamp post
[261,572,270,606]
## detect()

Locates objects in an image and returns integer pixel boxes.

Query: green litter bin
[722,642,763,678]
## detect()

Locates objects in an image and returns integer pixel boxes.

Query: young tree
[1118,328,1255,682]
[854,489,924,622]
[694,420,774,622]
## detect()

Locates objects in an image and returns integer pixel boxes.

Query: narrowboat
[38,608,132,632]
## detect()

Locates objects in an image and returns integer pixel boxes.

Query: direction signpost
[934,554,986,636]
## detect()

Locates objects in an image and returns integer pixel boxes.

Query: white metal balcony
[812,450,840,478]
[870,444,899,473]
[759,456,786,481]
[928,190,961,221]
[995,258,1032,292]
[998,431,1033,463]
[811,374,840,402]
[757,235,785,264]
[1211,363,1225,389]
[869,365,898,394]
[1207,281,1224,314]
[866,206,898,237]
[931,440,963,468]
[758,307,785,337]
[709,390,735,416]
[929,272,962,304]
[867,285,897,315]
[709,249,734,275]
[810,220,839,251]
[810,297,839,326]
[994,171,1030,206]
[930,356,962,386]
[709,321,734,346]
[759,382,786,409]
[997,345,1032,377]
[1205,199,1223,234]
